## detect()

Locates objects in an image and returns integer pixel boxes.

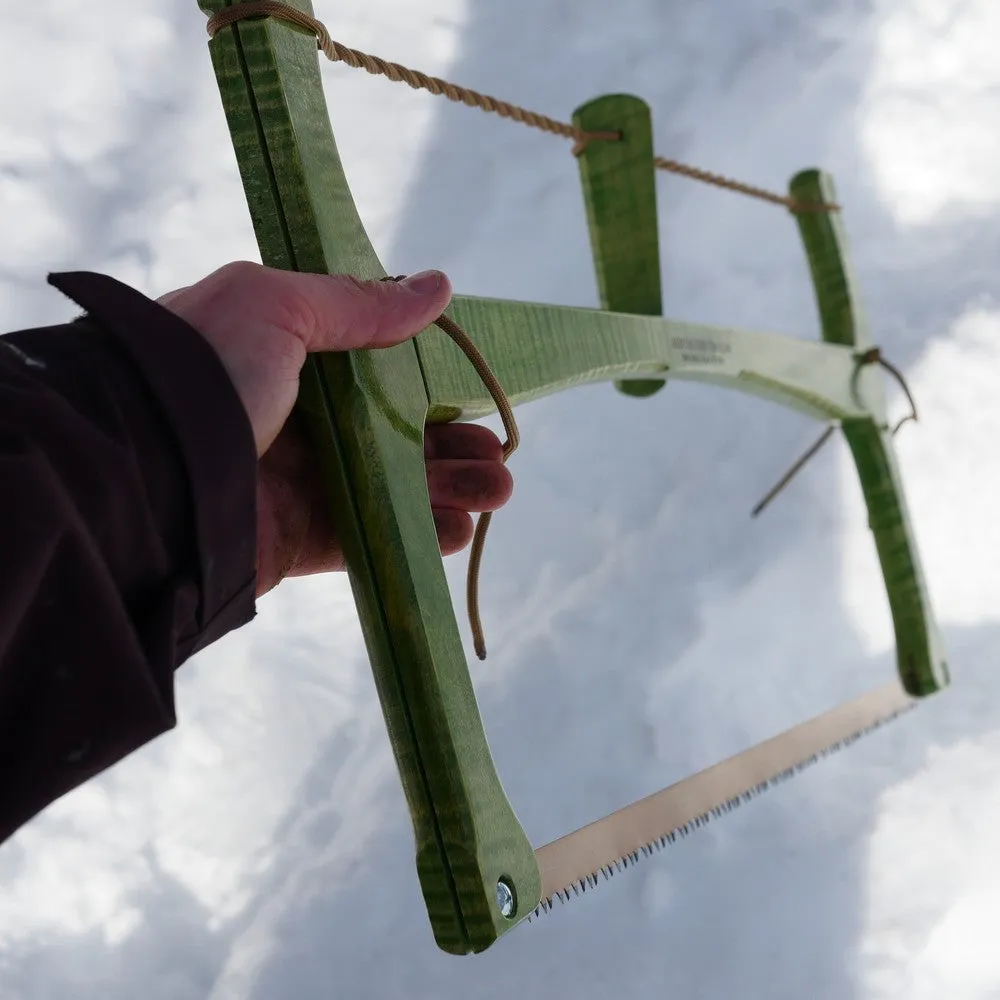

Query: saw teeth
[526,701,916,924]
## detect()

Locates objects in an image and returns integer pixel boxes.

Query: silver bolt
[496,878,515,918]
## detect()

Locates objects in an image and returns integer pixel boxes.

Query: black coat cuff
[48,271,258,649]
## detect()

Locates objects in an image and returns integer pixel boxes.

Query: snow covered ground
[3,0,1000,996]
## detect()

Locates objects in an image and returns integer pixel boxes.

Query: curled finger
[426,458,513,512]
[433,508,474,555]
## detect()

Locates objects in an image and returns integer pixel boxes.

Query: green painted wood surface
[422,296,884,423]
[197,0,948,956]
[572,94,665,397]
[200,0,540,953]
[790,170,948,696]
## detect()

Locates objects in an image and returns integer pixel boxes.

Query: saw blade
[531,680,914,916]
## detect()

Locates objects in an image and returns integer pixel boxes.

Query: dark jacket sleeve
[0,271,258,842]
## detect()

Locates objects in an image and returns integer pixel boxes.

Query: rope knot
[753,346,918,518]
[855,347,917,435]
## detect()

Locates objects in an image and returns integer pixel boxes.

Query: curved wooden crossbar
[199,0,947,954]
[423,298,884,423]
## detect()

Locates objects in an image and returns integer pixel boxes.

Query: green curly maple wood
[198,0,947,954]
[790,169,947,693]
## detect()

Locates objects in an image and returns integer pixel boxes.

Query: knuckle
[271,292,318,344]
[216,260,264,284]
[333,274,405,345]
[268,330,308,375]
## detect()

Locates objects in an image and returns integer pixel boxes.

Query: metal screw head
[496,878,515,918]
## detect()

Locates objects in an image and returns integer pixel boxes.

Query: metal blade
[533,680,914,913]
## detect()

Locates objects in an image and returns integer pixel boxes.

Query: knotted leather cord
[856,348,919,436]
[205,0,838,213]
[382,277,518,661]
[751,348,919,518]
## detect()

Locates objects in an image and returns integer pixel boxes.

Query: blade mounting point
[496,877,516,919]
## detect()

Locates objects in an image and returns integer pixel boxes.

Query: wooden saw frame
[199,0,948,956]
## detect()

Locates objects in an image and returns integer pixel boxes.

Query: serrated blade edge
[533,680,914,909]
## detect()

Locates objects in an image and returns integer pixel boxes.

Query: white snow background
[2,0,1000,997]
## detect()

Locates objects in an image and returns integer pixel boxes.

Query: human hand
[158,261,512,597]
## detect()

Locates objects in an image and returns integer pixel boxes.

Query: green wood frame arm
[199,0,947,954]
[789,170,948,694]
[201,3,541,954]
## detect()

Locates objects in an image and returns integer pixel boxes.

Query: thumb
[285,269,453,354]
